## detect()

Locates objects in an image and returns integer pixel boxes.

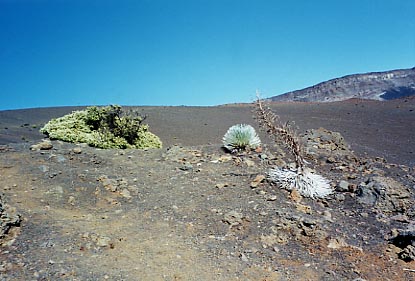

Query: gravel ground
[1,97,414,166]
[0,99,414,280]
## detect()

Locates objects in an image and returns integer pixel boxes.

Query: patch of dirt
[1,129,414,280]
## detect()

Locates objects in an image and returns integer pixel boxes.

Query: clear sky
[1,0,414,110]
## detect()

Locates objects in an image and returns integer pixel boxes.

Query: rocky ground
[0,99,415,280]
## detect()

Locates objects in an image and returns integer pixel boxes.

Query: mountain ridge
[269,67,415,102]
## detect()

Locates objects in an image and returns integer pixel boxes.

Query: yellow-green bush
[40,105,162,149]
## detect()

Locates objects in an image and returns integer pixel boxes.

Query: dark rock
[0,195,21,242]
[388,224,415,261]
[356,183,378,206]
[389,224,415,249]
[399,245,415,262]
[356,176,412,214]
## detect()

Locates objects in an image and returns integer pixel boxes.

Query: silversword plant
[222,124,261,153]
[268,167,332,199]
[255,94,332,198]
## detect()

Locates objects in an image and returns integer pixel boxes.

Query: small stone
[120,189,132,199]
[250,175,265,188]
[400,165,410,172]
[53,185,64,194]
[327,237,348,249]
[334,193,345,201]
[96,236,111,247]
[259,153,269,160]
[327,237,363,252]
[244,159,255,167]
[389,228,399,238]
[56,155,66,163]
[289,189,302,203]
[30,140,53,151]
[267,195,278,201]
[128,186,139,194]
[218,155,233,162]
[215,183,228,189]
[73,147,82,154]
[240,253,249,262]
[326,157,336,164]
[390,214,410,223]
[336,180,349,192]
[0,262,12,272]
[223,211,244,227]
[347,174,357,180]
[180,163,193,171]
[323,210,334,222]
[39,165,49,173]
[99,177,118,192]
[68,196,75,206]
[296,203,312,214]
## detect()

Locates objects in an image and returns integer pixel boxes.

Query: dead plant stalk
[255,95,305,172]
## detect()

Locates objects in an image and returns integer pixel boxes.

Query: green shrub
[40,105,162,149]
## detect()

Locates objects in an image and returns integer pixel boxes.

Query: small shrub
[40,105,162,149]
[222,124,261,152]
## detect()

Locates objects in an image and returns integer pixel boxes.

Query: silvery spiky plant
[222,124,261,152]
[268,167,332,199]
[255,94,332,198]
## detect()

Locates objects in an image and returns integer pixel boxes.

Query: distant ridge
[269,67,415,102]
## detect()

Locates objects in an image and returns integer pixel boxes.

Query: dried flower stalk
[254,92,332,198]
[255,94,305,172]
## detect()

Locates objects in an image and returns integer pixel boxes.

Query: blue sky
[1,0,414,110]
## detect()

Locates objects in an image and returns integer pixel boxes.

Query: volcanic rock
[269,67,415,102]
